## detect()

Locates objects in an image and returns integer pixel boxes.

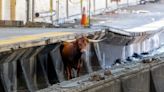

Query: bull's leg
[77,68,80,77]
[66,66,73,80]
[77,60,83,77]
[66,67,71,80]
[69,66,72,79]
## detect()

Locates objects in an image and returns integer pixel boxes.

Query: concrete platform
[0,28,103,52]
[0,3,163,53]
[91,3,164,34]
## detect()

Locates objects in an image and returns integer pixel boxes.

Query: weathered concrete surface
[38,58,164,92]
[92,2,164,33]
[121,69,150,92]
[0,28,103,52]
[150,61,164,92]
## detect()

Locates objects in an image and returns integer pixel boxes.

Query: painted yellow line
[0,32,74,45]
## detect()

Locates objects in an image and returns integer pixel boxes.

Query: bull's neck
[74,41,82,54]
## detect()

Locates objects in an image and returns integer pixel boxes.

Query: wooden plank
[10,0,16,20]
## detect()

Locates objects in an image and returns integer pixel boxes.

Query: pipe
[34,10,56,18]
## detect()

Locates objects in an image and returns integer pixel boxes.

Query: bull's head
[64,36,106,52]
[76,36,89,52]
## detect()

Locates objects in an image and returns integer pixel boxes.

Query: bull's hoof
[104,70,112,76]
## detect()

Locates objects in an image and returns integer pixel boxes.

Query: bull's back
[61,42,74,58]
[60,42,81,67]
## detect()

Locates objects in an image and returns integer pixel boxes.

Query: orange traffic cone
[81,7,88,27]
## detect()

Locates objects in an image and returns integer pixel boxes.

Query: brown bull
[60,37,89,79]
[60,36,106,80]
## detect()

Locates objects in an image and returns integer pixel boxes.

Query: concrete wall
[0,0,139,23]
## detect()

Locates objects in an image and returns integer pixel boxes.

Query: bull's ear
[81,36,89,43]
[86,38,89,43]
[84,37,89,43]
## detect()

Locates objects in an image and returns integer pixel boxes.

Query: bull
[60,36,105,80]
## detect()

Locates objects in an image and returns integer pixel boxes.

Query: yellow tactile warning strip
[0,0,2,20]
[10,0,16,20]
[0,32,73,45]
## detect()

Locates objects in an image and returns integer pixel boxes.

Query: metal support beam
[88,0,91,27]
[0,0,2,20]
[66,0,69,18]
[32,0,35,22]
[106,0,108,9]
[50,0,53,23]
[26,0,30,22]
[93,0,95,14]
[10,0,16,20]
[80,0,83,14]
[56,0,59,22]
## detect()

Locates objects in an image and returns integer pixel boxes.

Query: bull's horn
[88,38,106,43]
[63,39,76,42]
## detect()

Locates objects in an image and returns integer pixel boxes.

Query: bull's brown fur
[60,37,89,79]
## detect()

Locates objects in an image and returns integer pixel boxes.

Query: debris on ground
[89,73,105,81]
[142,58,152,63]
[104,69,112,76]
[152,57,161,62]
